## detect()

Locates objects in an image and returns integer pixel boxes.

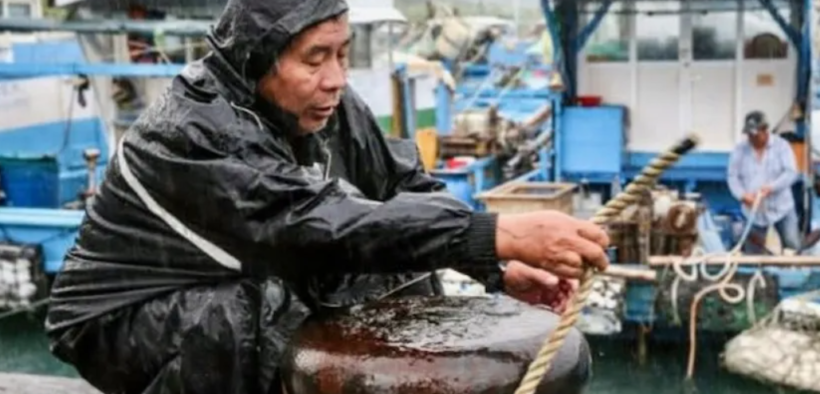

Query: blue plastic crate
[623,281,658,324]
[0,207,84,274]
[560,106,625,180]
[0,157,60,208]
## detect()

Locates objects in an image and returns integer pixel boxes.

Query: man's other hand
[741,193,756,207]
[759,186,772,198]
[503,261,577,313]
[495,211,610,279]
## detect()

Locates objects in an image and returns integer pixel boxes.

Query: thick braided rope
[513,134,701,394]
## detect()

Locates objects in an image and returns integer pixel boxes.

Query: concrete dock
[0,373,99,394]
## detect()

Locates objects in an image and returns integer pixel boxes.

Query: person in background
[728,110,800,253]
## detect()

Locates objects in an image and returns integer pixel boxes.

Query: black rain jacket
[45,0,501,393]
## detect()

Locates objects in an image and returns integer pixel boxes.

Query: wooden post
[390,70,404,138]
[637,325,649,366]
[637,190,653,265]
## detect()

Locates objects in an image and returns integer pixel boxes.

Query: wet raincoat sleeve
[122,124,499,280]
[376,135,505,292]
[379,136,448,196]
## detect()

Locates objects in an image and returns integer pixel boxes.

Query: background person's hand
[741,193,756,207]
[503,261,577,313]
[495,211,610,279]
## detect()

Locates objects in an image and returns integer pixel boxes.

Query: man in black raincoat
[45,1,610,393]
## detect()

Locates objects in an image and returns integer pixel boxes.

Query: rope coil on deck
[671,192,765,379]
[513,134,701,394]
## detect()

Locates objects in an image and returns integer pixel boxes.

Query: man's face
[748,127,769,148]
[258,15,350,133]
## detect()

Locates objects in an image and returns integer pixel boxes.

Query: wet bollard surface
[282,296,591,394]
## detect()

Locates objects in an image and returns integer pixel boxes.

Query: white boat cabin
[0,0,40,18]
[577,0,797,153]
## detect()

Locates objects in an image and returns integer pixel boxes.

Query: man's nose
[320,61,346,91]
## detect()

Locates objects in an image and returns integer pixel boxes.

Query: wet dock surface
[0,372,99,394]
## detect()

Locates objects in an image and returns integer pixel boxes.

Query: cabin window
[584,2,629,63]
[6,2,32,18]
[350,24,373,69]
[370,23,400,63]
[636,1,680,61]
[691,2,738,61]
[743,4,790,59]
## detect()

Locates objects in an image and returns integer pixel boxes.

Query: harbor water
[0,309,805,393]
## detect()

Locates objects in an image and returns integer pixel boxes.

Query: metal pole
[514,0,521,37]
[387,23,394,72]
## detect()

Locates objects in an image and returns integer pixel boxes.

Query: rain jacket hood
[45,0,502,393]
[206,0,346,101]
[205,0,348,130]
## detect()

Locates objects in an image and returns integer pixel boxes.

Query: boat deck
[0,373,99,394]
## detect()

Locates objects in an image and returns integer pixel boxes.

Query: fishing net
[656,269,779,331]
[722,290,820,392]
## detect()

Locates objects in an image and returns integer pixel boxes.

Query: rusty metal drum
[281,296,591,394]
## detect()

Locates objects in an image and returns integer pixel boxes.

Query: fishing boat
[420,0,820,390]
[0,0,99,312]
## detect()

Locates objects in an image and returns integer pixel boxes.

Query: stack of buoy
[578,277,626,336]
[587,277,624,312]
